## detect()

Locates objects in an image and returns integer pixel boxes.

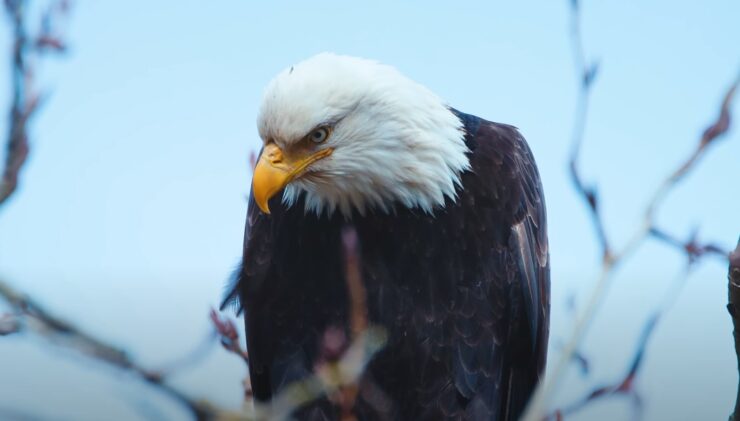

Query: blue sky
[0,1,738,420]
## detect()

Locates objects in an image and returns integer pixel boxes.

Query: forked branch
[521,1,739,419]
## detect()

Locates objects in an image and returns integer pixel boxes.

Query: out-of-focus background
[0,1,738,420]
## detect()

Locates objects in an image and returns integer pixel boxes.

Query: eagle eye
[308,127,330,144]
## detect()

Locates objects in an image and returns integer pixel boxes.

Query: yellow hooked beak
[252,143,333,214]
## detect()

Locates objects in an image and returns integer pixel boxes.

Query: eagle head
[253,53,470,217]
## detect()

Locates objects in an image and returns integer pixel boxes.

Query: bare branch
[650,226,729,263]
[1,0,68,207]
[0,278,246,421]
[157,328,219,378]
[566,0,610,263]
[0,312,20,335]
[549,261,699,420]
[210,308,249,364]
[645,77,738,222]
[522,2,738,418]
[342,227,369,340]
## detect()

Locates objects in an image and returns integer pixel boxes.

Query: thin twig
[210,309,249,364]
[1,0,66,207]
[546,261,699,420]
[567,0,609,263]
[650,227,729,263]
[0,278,244,421]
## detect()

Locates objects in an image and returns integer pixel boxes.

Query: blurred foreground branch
[253,227,387,420]
[1,0,68,207]
[521,1,739,420]
[0,278,248,420]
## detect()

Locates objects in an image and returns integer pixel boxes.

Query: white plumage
[257,53,470,217]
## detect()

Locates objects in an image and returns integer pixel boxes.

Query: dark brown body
[227,110,550,420]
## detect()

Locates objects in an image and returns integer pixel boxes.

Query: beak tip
[255,199,271,215]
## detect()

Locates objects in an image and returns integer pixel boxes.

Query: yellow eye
[309,127,330,143]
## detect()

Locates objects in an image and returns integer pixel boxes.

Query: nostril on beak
[266,148,283,164]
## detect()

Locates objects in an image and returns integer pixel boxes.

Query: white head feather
[257,53,470,217]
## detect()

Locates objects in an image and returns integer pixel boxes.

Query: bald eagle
[225,53,549,420]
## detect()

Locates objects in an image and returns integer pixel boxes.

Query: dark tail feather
[501,366,540,421]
